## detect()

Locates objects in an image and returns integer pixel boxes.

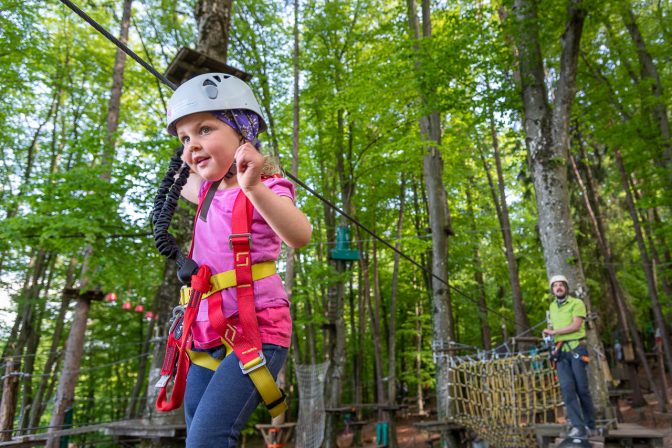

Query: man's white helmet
[166,73,267,135]
[549,274,569,289]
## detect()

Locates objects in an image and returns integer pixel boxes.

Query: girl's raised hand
[235,142,265,192]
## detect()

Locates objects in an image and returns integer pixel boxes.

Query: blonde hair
[261,155,282,177]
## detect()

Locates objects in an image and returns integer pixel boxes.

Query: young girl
[163,73,311,447]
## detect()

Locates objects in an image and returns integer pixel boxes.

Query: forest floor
[244,387,672,447]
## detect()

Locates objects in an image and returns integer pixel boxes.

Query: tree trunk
[325,111,353,447]
[195,0,233,64]
[407,1,455,437]
[143,260,183,427]
[370,243,385,419]
[569,148,660,409]
[0,357,18,441]
[465,178,492,350]
[622,3,672,184]
[485,114,529,335]
[615,149,672,377]
[0,249,50,437]
[47,2,133,440]
[125,314,156,419]
[386,175,405,445]
[103,0,133,174]
[46,294,91,448]
[628,178,672,300]
[512,0,610,416]
[324,258,346,448]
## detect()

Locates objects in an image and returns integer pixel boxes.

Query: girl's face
[176,112,241,182]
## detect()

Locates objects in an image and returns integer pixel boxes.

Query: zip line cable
[285,172,527,326]
[58,0,176,90]
[57,0,531,332]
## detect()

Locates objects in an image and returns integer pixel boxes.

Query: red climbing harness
[155,182,287,416]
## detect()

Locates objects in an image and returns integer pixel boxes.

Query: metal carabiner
[169,305,185,338]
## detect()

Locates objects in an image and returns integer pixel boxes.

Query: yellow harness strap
[180,261,277,305]
[187,339,287,417]
[182,260,287,417]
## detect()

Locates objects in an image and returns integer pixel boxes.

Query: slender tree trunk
[125,316,155,419]
[569,148,659,409]
[629,178,672,300]
[46,295,91,448]
[622,3,672,184]
[298,253,318,365]
[47,2,133,440]
[279,0,302,421]
[385,175,405,448]
[486,115,529,335]
[142,261,184,448]
[465,178,492,350]
[28,297,69,430]
[370,243,385,419]
[415,294,425,416]
[103,0,133,172]
[355,236,368,416]
[615,149,672,376]
[0,357,18,441]
[0,249,50,437]
[325,107,353,447]
[407,1,455,437]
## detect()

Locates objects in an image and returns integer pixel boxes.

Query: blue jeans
[556,344,596,429]
[184,343,288,447]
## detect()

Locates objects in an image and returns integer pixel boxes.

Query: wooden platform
[0,418,186,447]
[102,418,186,439]
[0,423,109,447]
[536,423,665,448]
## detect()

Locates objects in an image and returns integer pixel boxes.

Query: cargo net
[295,361,329,448]
[451,352,561,448]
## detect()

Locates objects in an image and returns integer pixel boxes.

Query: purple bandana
[213,110,262,150]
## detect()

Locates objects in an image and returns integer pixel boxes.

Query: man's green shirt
[549,296,586,347]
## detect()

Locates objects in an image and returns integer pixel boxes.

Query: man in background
[543,274,596,439]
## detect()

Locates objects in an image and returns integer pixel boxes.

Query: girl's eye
[181,136,190,145]
[201,126,211,135]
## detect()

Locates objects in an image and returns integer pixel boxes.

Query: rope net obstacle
[452,353,561,447]
[295,362,329,448]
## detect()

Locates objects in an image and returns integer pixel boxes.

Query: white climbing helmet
[166,73,267,135]
[549,274,569,290]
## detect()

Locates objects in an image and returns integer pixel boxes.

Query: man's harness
[155,182,287,417]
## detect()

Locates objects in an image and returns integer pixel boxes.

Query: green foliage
[0,0,671,439]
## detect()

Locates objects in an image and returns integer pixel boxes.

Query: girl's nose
[187,138,202,153]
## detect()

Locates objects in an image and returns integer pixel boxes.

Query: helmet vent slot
[202,79,218,99]
[213,75,221,82]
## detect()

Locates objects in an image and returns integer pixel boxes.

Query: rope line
[58,0,176,90]
[285,172,522,325]
[1,352,150,380]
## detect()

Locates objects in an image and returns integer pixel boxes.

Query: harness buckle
[239,352,266,374]
[229,233,252,249]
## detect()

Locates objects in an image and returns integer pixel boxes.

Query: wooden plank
[608,423,664,438]
[0,423,109,447]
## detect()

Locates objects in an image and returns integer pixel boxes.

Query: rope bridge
[451,352,561,448]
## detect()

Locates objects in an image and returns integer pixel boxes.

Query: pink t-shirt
[189,177,293,349]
